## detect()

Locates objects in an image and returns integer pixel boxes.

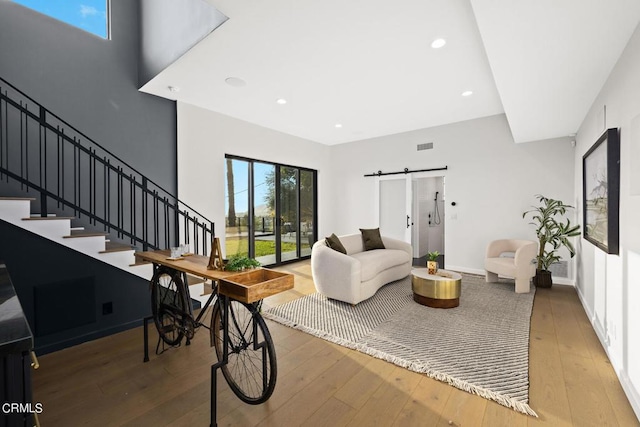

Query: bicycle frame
[137,249,290,427]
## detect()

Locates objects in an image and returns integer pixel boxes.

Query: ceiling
[140,0,640,145]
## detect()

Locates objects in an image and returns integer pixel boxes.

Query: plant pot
[427,260,439,275]
[534,269,553,288]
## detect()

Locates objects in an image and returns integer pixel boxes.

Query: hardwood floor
[33,261,639,426]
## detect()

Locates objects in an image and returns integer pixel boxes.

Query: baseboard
[445,265,484,276]
[620,371,640,422]
[445,265,575,286]
[551,277,575,286]
[35,319,144,355]
[575,283,640,421]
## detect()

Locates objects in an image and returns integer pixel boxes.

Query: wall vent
[417,142,433,151]
[548,260,569,278]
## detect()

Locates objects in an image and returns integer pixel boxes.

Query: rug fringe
[263,278,538,418]
[356,345,538,417]
[262,311,538,418]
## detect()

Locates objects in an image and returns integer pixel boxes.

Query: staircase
[0,77,214,306]
[0,196,152,276]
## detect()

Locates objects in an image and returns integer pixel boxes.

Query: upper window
[13,0,109,39]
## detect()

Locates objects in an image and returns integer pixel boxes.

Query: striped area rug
[263,273,537,416]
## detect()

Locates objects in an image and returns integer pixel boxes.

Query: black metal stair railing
[0,76,214,255]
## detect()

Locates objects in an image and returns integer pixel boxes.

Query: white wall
[573,21,640,419]
[329,114,575,274]
[176,105,576,279]
[176,103,332,255]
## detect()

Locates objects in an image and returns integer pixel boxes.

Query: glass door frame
[374,170,447,257]
[225,154,318,266]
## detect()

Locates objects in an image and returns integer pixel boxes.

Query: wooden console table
[134,249,293,427]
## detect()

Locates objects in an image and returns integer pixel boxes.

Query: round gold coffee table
[411,269,462,308]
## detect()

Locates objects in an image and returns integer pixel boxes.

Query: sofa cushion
[351,249,409,282]
[335,234,365,254]
[325,233,347,254]
[359,228,385,251]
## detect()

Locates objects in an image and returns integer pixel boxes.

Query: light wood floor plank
[530,292,555,335]
[31,261,638,426]
[347,365,422,426]
[561,352,620,426]
[436,387,487,427]
[257,348,367,426]
[550,297,592,358]
[528,329,572,427]
[392,377,453,427]
[481,400,528,427]
[304,397,357,427]
[334,356,398,410]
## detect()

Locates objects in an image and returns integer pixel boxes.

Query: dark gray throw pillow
[325,233,347,254]
[360,228,385,250]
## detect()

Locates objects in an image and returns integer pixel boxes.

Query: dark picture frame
[582,128,620,254]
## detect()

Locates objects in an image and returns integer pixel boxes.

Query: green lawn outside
[225,237,303,257]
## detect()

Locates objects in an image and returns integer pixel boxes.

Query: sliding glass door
[225,155,317,266]
[254,162,277,265]
[279,166,299,262]
[225,158,250,257]
[300,169,315,257]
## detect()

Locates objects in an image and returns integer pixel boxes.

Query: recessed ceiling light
[276,98,287,105]
[431,38,446,49]
[168,86,180,92]
[462,90,473,97]
[335,123,343,128]
[225,77,246,87]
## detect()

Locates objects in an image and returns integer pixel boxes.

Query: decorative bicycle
[137,250,293,419]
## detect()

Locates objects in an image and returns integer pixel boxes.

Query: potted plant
[225,254,261,272]
[427,251,440,274]
[522,195,581,287]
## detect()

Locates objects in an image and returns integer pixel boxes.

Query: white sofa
[311,233,412,304]
[484,239,538,293]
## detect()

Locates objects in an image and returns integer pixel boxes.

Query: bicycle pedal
[184,324,195,340]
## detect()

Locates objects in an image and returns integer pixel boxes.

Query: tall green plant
[523,195,581,271]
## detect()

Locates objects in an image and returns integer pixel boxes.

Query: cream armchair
[484,239,538,293]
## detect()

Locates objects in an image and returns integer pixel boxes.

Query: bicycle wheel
[211,299,277,404]
[150,267,188,346]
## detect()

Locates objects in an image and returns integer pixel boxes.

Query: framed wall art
[582,128,620,254]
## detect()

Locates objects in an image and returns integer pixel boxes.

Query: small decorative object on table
[427,251,440,274]
[224,254,261,272]
[207,237,225,270]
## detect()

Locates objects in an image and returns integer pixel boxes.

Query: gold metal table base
[411,269,462,309]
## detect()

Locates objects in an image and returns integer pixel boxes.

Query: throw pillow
[325,233,347,254]
[360,228,385,250]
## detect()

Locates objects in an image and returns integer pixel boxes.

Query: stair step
[200,281,214,296]
[186,274,206,286]
[70,228,87,235]
[0,197,155,281]
[22,216,75,221]
[63,232,108,239]
[99,242,134,254]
